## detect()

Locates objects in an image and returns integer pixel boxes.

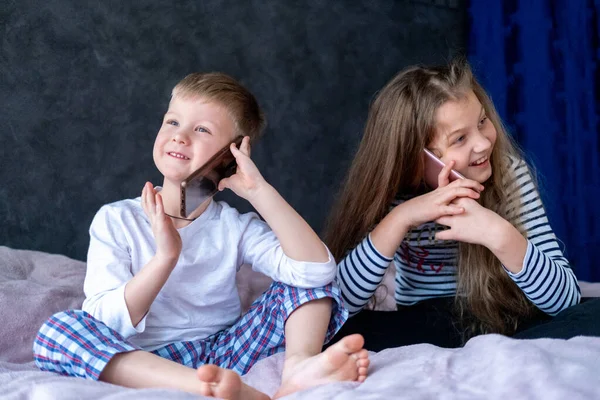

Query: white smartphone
[423,148,465,189]
[179,136,244,218]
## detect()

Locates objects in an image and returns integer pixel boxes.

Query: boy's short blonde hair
[172,72,266,140]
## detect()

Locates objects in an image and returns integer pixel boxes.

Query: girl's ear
[426,145,443,159]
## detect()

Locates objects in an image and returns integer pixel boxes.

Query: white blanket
[1,334,599,399]
[2,246,600,399]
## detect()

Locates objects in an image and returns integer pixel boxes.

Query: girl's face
[428,90,497,184]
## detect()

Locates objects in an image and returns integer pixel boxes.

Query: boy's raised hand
[141,182,182,263]
[218,136,267,200]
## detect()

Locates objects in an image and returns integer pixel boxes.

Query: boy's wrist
[152,252,179,269]
[245,180,273,204]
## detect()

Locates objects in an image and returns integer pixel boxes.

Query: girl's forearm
[486,218,528,273]
[248,183,329,262]
[369,205,412,258]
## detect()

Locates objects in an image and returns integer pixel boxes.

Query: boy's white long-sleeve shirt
[82,198,336,350]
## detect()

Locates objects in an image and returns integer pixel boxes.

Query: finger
[142,183,151,214]
[217,177,230,192]
[141,183,147,207]
[450,178,484,192]
[435,229,453,241]
[436,216,450,226]
[439,187,479,204]
[240,136,251,157]
[155,193,164,215]
[230,142,242,157]
[440,205,465,216]
[230,142,249,163]
[451,187,481,200]
[147,185,156,211]
[438,160,455,188]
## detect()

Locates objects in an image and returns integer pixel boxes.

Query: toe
[356,349,369,359]
[332,334,365,356]
[197,364,220,383]
[357,358,370,368]
[212,369,241,400]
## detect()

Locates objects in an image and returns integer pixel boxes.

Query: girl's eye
[195,126,210,134]
[166,120,179,127]
[455,135,466,144]
[478,116,488,127]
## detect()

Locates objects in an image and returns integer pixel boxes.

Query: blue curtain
[468,0,600,282]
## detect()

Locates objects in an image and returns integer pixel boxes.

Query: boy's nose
[172,132,189,144]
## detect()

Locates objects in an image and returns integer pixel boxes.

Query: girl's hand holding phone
[141,182,182,264]
[217,136,268,201]
[395,160,484,229]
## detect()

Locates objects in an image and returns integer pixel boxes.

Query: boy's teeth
[169,152,188,160]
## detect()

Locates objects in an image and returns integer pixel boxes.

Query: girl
[325,58,599,351]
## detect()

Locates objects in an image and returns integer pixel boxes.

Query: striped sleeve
[503,160,581,315]
[336,234,392,315]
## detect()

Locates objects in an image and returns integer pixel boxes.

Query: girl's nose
[473,131,492,153]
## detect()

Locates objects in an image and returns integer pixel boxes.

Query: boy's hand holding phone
[218,136,268,201]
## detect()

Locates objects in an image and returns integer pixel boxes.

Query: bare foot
[274,334,370,398]
[197,365,271,400]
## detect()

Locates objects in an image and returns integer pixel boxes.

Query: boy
[33,72,369,399]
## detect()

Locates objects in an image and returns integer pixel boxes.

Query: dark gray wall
[1,0,466,261]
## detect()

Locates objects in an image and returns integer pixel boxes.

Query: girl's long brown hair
[325,58,538,339]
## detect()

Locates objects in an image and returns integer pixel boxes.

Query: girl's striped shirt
[336,158,580,316]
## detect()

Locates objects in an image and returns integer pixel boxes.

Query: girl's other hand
[141,182,182,264]
[435,197,502,246]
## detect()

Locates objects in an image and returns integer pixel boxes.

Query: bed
[2,245,600,399]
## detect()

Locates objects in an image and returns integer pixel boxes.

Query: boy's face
[153,96,237,183]
[428,90,497,184]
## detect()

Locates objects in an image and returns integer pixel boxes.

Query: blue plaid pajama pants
[33,281,347,379]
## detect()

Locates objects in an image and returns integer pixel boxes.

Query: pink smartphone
[423,148,465,189]
[179,136,244,218]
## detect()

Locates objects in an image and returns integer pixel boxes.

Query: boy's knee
[34,310,88,352]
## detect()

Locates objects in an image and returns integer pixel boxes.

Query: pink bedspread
[1,246,599,399]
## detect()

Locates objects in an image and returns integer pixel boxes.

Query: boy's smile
[153,96,237,184]
[167,151,190,160]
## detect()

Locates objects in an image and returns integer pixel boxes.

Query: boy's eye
[166,119,179,127]
[455,135,465,144]
[195,126,211,134]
